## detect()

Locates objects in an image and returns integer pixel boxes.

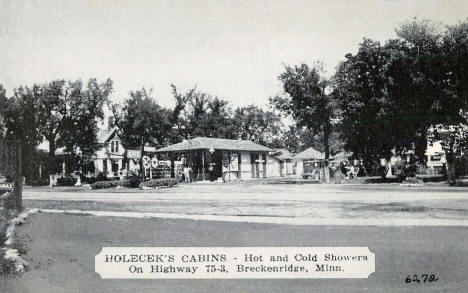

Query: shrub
[82,176,102,185]
[28,177,49,186]
[56,177,77,186]
[127,176,141,188]
[95,172,107,181]
[452,180,468,187]
[139,178,177,189]
[91,181,117,189]
[90,177,142,189]
[400,177,424,187]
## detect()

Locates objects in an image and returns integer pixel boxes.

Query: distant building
[272,149,295,176]
[331,151,353,167]
[93,128,125,178]
[425,141,447,173]
[292,147,325,178]
[93,128,157,178]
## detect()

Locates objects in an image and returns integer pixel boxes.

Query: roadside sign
[151,157,158,168]
[142,155,151,169]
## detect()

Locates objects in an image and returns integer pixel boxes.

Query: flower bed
[139,178,177,189]
[400,177,424,187]
[90,177,141,189]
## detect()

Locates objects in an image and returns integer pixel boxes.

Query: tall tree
[334,19,468,179]
[271,63,335,181]
[333,39,395,174]
[35,80,68,173]
[0,85,9,138]
[113,88,172,176]
[58,79,113,173]
[232,105,282,145]
[2,85,43,182]
[427,20,468,182]
[171,85,235,139]
[33,79,113,175]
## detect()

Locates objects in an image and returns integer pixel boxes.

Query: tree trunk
[446,154,456,185]
[323,127,330,183]
[48,138,56,175]
[140,143,144,180]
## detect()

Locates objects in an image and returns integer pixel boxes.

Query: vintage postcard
[1,0,468,292]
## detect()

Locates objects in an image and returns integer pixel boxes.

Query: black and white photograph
[1,0,468,292]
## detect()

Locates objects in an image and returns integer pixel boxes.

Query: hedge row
[56,177,77,186]
[90,177,176,189]
[139,178,178,189]
[90,177,141,189]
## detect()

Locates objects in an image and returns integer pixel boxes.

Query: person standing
[183,165,190,183]
[188,165,193,182]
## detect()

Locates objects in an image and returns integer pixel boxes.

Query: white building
[425,141,447,173]
[93,128,158,178]
[293,147,325,176]
[155,137,282,181]
[93,128,126,178]
[272,149,295,176]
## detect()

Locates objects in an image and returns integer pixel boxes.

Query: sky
[1,0,468,108]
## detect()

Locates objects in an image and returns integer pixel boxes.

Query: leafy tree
[333,39,395,174]
[391,20,467,181]
[232,105,282,145]
[32,79,113,175]
[271,63,335,181]
[204,97,236,138]
[0,85,9,138]
[2,79,113,177]
[427,20,468,182]
[2,85,44,182]
[170,84,196,142]
[35,80,68,173]
[170,85,236,139]
[334,19,468,179]
[112,88,173,176]
[58,79,113,173]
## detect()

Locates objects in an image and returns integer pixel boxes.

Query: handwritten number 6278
[405,274,438,283]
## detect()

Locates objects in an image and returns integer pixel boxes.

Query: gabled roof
[97,128,118,143]
[156,137,272,153]
[293,147,325,160]
[273,149,294,160]
[332,151,353,161]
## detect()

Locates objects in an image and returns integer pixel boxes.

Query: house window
[430,153,442,161]
[111,141,119,153]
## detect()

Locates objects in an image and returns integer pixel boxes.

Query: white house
[93,128,126,178]
[93,128,159,178]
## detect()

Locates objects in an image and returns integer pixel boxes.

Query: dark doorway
[212,151,223,179]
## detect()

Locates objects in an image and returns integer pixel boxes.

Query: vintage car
[302,160,327,180]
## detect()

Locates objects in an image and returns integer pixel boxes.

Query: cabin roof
[293,147,325,160]
[156,137,272,153]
